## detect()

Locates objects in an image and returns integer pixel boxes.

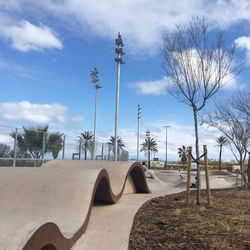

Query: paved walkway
[0,160,149,250]
[72,169,237,250]
[0,162,236,250]
[71,179,181,250]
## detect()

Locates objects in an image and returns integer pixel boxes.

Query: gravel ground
[129,189,250,250]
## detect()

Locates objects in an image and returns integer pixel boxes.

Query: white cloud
[130,77,170,95]
[173,49,238,89]
[0,135,12,144]
[0,20,63,52]
[0,101,82,125]
[221,74,239,90]
[0,0,20,10]
[2,0,250,54]
[235,36,250,64]
[131,50,238,96]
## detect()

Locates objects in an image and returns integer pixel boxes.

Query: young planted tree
[77,131,94,160]
[215,136,228,171]
[162,17,238,203]
[140,138,158,169]
[229,90,250,189]
[178,145,189,163]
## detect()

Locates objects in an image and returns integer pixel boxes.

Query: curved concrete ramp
[0,160,149,250]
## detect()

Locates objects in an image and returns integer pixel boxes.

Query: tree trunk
[219,145,222,171]
[193,107,201,205]
[239,156,246,189]
[84,148,87,160]
[148,150,150,169]
[248,152,250,190]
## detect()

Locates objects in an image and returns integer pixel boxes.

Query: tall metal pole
[163,125,170,168]
[92,88,98,160]
[13,127,18,167]
[146,130,151,168]
[114,32,125,161]
[137,104,142,162]
[62,135,65,160]
[79,138,82,160]
[114,61,120,161]
[91,68,101,160]
[101,143,104,160]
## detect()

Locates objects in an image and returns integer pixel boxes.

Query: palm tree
[108,136,125,160]
[10,125,64,160]
[216,136,228,171]
[10,131,28,158]
[47,132,64,159]
[11,125,49,159]
[178,145,189,163]
[23,125,49,158]
[0,143,11,158]
[140,138,158,169]
[77,131,94,160]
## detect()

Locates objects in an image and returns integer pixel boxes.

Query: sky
[1,0,250,161]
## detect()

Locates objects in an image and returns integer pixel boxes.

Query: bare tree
[162,17,238,204]
[205,100,250,187]
[231,90,250,189]
[232,91,250,119]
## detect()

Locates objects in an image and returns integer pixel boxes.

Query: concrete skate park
[0,161,237,250]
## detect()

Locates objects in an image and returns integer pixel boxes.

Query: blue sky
[1,0,250,161]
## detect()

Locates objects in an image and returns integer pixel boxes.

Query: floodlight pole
[91,68,102,160]
[137,104,142,162]
[114,32,125,161]
[163,125,170,168]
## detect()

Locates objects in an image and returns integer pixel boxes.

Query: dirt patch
[129,189,250,250]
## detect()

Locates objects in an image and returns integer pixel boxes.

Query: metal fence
[0,125,129,167]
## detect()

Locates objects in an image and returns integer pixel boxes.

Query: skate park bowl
[0,160,150,250]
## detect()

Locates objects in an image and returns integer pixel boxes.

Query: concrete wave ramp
[0,160,150,250]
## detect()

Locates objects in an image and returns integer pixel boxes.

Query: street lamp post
[163,125,170,168]
[137,104,142,162]
[62,134,65,160]
[146,130,151,168]
[114,32,125,161]
[91,68,102,160]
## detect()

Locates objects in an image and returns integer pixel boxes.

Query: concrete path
[0,160,149,250]
[72,169,237,250]
[71,182,181,250]
[0,162,237,250]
